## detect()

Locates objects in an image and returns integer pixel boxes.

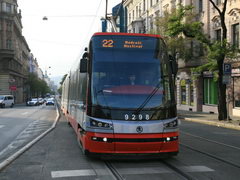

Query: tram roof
[92,32,162,39]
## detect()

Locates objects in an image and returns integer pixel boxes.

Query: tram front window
[91,59,171,109]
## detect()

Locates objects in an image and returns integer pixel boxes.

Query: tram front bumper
[83,132,179,154]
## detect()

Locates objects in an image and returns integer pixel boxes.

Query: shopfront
[202,71,218,113]
[232,68,240,116]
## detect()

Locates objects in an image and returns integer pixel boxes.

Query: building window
[189,82,194,106]
[199,0,203,13]
[150,16,154,31]
[216,0,220,5]
[233,77,240,108]
[180,80,186,105]
[6,39,12,49]
[7,22,12,31]
[139,3,142,15]
[150,0,153,7]
[136,6,138,18]
[232,23,239,48]
[128,13,131,24]
[143,0,146,11]
[204,78,218,105]
[215,29,221,41]
[6,3,12,13]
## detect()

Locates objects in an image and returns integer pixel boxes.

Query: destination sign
[101,39,144,49]
[123,41,143,48]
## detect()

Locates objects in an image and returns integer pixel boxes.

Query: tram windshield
[91,46,173,110]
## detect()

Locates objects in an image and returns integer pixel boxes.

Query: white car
[0,95,14,108]
[26,98,39,106]
[46,98,55,106]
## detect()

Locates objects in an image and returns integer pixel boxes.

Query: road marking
[118,167,171,174]
[51,166,214,178]
[0,125,5,129]
[51,170,96,178]
[181,131,240,150]
[21,112,29,115]
[181,166,214,172]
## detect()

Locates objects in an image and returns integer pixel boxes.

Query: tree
[25,73,50,98]
[58,74,68,95]
[155,9,196,62]
[166,1,239,120]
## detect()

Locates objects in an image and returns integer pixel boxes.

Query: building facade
[0,0,30,103]
[124,0,240,116]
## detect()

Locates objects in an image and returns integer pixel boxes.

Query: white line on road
[21,112,29,115]
[51,166,214,178]
[51,169,96,178]
[180,166,214,172]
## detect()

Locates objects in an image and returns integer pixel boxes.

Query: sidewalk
[178,110,240,130]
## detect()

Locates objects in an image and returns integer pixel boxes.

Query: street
[0,108,240,180]
[0,104,57,162]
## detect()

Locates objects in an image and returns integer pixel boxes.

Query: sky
[18,0,121,84]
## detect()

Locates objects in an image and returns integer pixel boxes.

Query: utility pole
[105,0,108,19]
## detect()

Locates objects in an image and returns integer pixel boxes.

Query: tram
[61,32,179,156]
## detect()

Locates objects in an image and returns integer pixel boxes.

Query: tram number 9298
[125,114,150,121]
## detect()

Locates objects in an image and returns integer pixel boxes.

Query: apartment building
[124,0,240,116]
[0,0,31,103]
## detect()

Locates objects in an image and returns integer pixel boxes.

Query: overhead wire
[74,0,104,69]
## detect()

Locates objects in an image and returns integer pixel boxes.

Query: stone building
[0,0,30,103]
[123,0,240,116]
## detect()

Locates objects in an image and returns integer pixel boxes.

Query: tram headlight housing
[164,119,178,129]
[90,119,113,129]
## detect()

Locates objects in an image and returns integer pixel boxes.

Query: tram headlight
[164,119,178,129]
[90,119,113,129]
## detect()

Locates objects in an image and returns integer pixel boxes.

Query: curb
[182,117,240,131]
[0,104,61,172]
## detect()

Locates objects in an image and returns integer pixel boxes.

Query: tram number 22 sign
[102,39,114,48]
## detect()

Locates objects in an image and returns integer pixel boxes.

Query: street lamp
[45,66,51,78]
[43,16,48,20]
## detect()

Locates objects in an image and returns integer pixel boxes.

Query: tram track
[104,161,125,180]
[181,131,240,150]
[104,159,199,180]
[180,143,240,169]
[162,160,197,180]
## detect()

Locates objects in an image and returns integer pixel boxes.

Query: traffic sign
[222,75,231,84]
[9,86,17,91]
[223,63,231,75]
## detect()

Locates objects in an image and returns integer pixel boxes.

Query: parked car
[38,98,44,105]
[0,95,14,108]
[26,98,39,106]
[46,98,55,106]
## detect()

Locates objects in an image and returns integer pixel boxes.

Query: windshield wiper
[134,82,161,115]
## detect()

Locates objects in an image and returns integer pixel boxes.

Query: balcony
[0,49,14,58]
[178,57,207,69]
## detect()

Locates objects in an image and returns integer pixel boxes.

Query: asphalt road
[0,104,56,162]
[0,112,240,180]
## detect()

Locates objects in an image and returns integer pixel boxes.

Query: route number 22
[102,39,114,48]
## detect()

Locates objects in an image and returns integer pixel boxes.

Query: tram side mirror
[80,58,88,73]
[169,55,178,75]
